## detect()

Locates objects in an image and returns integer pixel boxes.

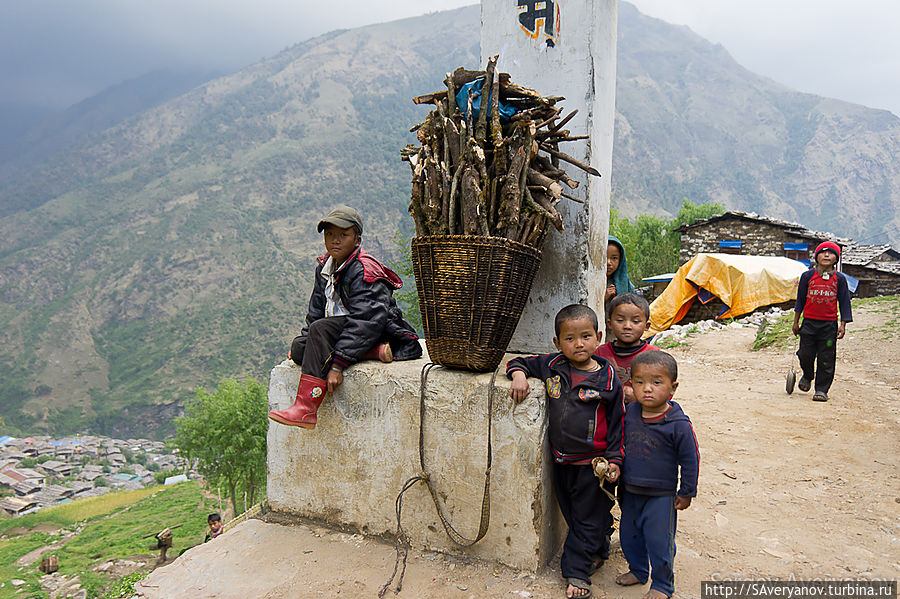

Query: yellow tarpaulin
[648,253,808,333]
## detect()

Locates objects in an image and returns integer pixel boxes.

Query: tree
[173,377,268,515]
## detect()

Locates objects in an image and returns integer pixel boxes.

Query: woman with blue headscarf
[605,235,635,302]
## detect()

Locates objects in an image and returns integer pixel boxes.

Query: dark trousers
[290,316,347,379]
[797,318,838,394]
[620,490,677,597]
[553,462,615,581]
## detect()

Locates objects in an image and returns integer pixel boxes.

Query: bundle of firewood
[402,55,599,249]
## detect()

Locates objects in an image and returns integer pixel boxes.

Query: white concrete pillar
[481,0,618,351]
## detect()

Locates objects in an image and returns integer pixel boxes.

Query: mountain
[612,2,900,242]
[1,4,897,437]
[0,68,224,206]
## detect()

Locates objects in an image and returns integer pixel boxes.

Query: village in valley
[0,435,190,518]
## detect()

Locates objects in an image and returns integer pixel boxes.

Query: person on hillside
[507,304,624,599]
[205,513,223,542]
[268,205,422,429]
[595,293,659,404]
[605,235,635,303]
[791,241,852,402]
[615,351,699,599]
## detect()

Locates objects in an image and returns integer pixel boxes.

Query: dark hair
[208,513,221,523]
[607,292,650,320]
[554,304,599,336]
[631,350,678,382]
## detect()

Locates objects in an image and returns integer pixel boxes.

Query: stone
[266,356,565,571]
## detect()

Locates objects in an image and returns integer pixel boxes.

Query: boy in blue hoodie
[508,304,624,599]
[615,351,699,599]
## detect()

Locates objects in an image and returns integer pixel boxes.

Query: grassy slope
[0,482,213,599]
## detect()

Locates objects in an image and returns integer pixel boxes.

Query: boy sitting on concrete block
[268,205,422,429]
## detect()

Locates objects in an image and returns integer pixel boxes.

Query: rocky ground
[134,301,899,599]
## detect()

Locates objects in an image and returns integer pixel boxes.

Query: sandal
[566,578,592,599]
[798,376,811,392]
[813,392,828,402]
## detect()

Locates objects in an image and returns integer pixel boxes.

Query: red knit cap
[814,241,841,258]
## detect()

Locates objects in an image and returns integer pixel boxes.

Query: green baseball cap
[317,205,363,235]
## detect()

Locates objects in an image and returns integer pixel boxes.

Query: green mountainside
[1,4,898,437]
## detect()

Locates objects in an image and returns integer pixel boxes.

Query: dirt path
[137,302,900,599]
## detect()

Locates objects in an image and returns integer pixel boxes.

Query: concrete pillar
[481,0,618,351]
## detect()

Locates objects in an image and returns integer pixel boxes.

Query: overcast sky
[1,0,897,117]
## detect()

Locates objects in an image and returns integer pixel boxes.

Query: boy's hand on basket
[509,371,531,404]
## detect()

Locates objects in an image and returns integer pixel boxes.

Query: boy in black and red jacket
[507,304,624,599]
[791,241,852,402]
[268,205,421,429]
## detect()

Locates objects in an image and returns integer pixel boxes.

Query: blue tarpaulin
[456,78,518,123]
[718,240,743,248]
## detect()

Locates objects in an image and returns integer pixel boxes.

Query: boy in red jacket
[791,241,852,402]
[595,293,658,403]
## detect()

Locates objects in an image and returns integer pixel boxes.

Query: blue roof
[0,436,14,445]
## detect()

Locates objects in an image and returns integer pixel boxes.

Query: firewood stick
[560,191,584,204]
[516,123,535,212]
[526,168,563,200]
[445,118,460,169]
[499,141,526,238]
[539,144,601,176]
[461,166,482,235]
[534,106,564,130]
[448,161,464,235]
[475,56,496,144]
[536,109,578,140]
[449,67,486,90]
[412,90,448,105]
[489,63,506,176]
[446,72,458,116]
[526,188,564,232]
[551,134,589,142]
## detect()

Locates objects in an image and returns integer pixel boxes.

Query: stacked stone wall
[842,265,900,297]
[679,220,825,264]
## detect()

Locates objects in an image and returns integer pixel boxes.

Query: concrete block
[266,354,565,571]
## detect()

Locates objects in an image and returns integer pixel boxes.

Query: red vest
[803,270,839,321]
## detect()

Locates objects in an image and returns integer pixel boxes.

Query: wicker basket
[411,235,542,372]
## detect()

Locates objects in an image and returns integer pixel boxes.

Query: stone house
[841,245,900,297]
[0,496,39,516]
[674,211,847,265]
[39,460,74,477]
[675,211,900,297]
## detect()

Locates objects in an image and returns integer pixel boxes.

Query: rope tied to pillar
[378,363,495,597]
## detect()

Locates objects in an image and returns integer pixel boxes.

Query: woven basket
[411,235,542,372]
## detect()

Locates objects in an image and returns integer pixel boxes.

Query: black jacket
[301,247,422,368]
[506,353,624,465]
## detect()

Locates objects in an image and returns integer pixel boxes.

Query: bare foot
[567,582,592,598]
[615,572,643,586]
[643,590,669,599]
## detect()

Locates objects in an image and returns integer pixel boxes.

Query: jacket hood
[318,248,403,289]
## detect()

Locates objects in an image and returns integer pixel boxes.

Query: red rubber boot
[268,374,327,429]
[360,342,393,363]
